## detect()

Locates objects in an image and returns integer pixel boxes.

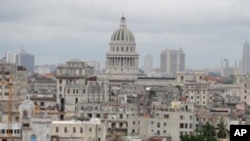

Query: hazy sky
[0,0,249,69]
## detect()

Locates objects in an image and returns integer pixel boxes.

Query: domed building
[105,16,139,75]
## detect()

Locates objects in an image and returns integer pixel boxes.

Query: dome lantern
[120,16,126,27]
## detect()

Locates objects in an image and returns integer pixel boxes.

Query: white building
[105,16,139,75]
[242,42,250,74]
[160,48,185,76]
[50,118,106,141]
[144,54,153,77]
[56,59,94,119]
[127,108,195,141]
[5,51,16,64]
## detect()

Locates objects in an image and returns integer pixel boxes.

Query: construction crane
[0,65,14,137]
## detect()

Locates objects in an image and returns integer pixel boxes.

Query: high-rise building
[242,42,250,74]
[5,51,16,64]
[144,54,153,76]
[16,49,35,73]
[160,48,185,76]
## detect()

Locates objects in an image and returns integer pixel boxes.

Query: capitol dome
[111,16,135,42]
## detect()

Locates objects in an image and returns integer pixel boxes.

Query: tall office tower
[16,49,35,73]
[5,51,16,64]
[242,42,250,74]
[144,54,153,76]
[160,48,185,76]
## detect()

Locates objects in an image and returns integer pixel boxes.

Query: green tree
[216,118,229,139]
[202,122,216,137]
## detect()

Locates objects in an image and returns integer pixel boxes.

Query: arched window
[31,134,37,141]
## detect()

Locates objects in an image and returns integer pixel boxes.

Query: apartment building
[50,118,106,141]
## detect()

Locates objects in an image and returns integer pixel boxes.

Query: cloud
[0,0,249,69]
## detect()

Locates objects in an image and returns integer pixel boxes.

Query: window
[59,87,62,92]
[40,102,44,106]
[55,127,59,132]
[189,123,193,129]
[121,47,123,51]
[180,115,184,120]
[75,98,78,104]
[132,121,135,125]
[164,114,169,119]
[89,128,92,132]
[180,123,184,128]
[80,127,83,133]
[157,130,160,135]
[157,123,160,128]
[83,89,85,94]
[185,123,188,128]
[119,123,123,128]
[64,127,67,133]
[190,116,192,120]
[73,127,76,133]
[59,79,62,84]
[163,122,167,126]
[31,135,36,141]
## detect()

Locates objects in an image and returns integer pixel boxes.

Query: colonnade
[107,57,137,67]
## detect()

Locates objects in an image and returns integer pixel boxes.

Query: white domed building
[105,16,139,75]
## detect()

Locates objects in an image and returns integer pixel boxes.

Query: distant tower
[5,51,16,64]
[160,48,185,76]
[242,42,250,74]
[144,54,153,76]
[16,49,35,73]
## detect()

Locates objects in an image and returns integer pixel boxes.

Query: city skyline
[0,0,249,69]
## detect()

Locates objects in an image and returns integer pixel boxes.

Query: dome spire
[120,16,126,27]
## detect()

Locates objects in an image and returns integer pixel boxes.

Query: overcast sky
[0,0,250,69]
